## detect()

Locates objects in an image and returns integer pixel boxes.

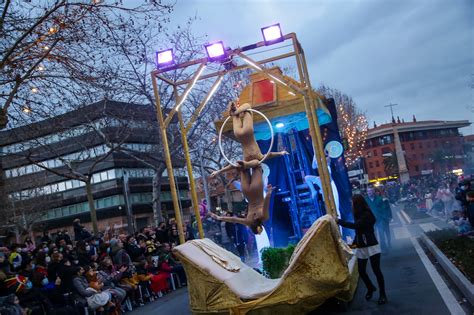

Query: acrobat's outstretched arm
[210,164,238,178]
[210,212,250,225]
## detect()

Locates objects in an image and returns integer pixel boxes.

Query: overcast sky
[168,0,473,134]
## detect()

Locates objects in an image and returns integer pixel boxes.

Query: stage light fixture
[204,41,227,61]
[275,122,285,129]
[261,23,283,45]
[156,49,174,68]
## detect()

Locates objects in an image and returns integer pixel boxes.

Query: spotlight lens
[206,42,225,58]
[263,25,282,41]
[157,50,173,65]
[262,24,283,44]
[275,122,285,129]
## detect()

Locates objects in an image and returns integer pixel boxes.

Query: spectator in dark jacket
[466,191,474,228]
[156,222,169,244]
[73,219,91,242]
[124,236,145,262]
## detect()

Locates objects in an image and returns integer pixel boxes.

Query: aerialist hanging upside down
[210,102,287,234]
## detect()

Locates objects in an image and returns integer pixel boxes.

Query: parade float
[150,25,358,314]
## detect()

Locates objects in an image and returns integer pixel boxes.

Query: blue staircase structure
[277,129,325,241]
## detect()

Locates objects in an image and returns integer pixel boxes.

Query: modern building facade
[0,100,190,239]
[362,118,470,182]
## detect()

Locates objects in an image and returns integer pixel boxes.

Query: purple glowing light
[261,23,283,45]
[156,49,174,68]
[204,41,226,61]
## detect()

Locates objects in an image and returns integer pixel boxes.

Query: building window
[9,167,155,201]
[402,144,405,150]
[375,161,380,167]
[421,153,425,158]
[373,150,378,157]
[369,162,374,168]
[427,142,431,148]
[415,166,419,172]
[412,154,416,160]
[419,143,423,149]
[410,143,415,150]
[379,135,393,145]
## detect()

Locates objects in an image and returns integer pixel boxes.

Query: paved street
[131,206,470,315]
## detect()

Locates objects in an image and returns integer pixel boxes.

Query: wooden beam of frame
[174,52,297,86]
[237,52,306,96]
[156,74,176,86]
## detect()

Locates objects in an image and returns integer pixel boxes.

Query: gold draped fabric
[188,239,241,273]
[173,215,358,315]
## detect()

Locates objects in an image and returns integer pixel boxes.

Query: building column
[393,126,410,184]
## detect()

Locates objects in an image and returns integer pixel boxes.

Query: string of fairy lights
[337,103,368,167]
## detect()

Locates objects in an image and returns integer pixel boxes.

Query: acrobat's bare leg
[241,110,254,133]
[265,151,289,160]
[240,168,252,196]
[233,114,245,139]
[238,159,260,170]
[249,166,263,193]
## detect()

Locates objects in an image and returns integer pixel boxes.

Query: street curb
[400,209,412,224]
[420,234,474,306]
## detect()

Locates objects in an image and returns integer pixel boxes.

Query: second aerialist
[210,102,286,234]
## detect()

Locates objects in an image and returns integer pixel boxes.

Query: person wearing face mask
[75,241,92,266]
[29,270,79,315]
[57,259,77,294]
[62,230,72,245]
[47,253,63,283]
[18,258,35,279]
[125,236,145,262]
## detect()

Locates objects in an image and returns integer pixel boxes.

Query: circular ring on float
[218,108,275,168]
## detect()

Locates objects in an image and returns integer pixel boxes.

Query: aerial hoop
[218,108,275,167]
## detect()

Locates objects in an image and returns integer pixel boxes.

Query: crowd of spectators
[395,174,473,234]
[0,218,189,315]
